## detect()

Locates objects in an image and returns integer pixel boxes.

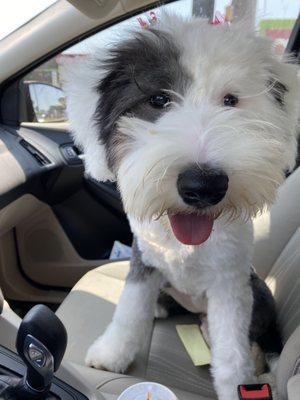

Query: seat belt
[238,383,273,400]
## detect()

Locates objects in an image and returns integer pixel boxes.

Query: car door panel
[0,123,131,290]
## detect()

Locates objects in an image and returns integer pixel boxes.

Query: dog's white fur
[62,56,115,181]
[85,271,162,372]
[62,15,299,400]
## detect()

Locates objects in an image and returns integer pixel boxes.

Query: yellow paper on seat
[176,324,211,366]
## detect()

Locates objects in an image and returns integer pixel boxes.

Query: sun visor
[66,0,120,19]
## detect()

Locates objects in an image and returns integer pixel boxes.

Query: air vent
[20,139,51,166]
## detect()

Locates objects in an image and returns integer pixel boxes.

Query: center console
[0,346,87,399]
[0,305,88,400]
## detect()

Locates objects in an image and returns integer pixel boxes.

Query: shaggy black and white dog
[63,14,299,399]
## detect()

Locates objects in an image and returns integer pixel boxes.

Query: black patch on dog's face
[94,29,191,170]
[268,78,288,107]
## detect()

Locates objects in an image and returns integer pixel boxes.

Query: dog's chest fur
[130,216,254,296]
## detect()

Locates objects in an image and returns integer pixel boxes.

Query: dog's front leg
[207,275,255,400]
[86,241,162,373]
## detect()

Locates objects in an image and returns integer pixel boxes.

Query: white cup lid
[117,382,178,400]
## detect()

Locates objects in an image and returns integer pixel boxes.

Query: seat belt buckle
[238,383,273,400]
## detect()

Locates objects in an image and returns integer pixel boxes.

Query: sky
[0,0,56,40]
[0,0,299,43]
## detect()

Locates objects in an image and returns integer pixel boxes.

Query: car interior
[0,0,299,399]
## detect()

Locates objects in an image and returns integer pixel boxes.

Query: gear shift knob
[16,305,67,394]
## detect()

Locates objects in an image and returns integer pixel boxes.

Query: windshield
[0,0,57,41]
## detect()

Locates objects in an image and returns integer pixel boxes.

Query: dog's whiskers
[164,89,185,103]
[155,156,182,192]
[229,169,282,186]
[238,80,278,100]
[142,158,167,188]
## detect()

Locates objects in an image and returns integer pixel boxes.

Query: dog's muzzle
[177,164,228,208]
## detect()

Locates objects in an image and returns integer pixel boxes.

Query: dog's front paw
[85,332,134,373]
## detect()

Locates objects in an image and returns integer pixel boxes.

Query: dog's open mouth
[168,214,214,245]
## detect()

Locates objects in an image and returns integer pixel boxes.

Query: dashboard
[0,124,84,211]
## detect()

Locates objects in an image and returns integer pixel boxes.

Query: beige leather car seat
[56,167,300,400]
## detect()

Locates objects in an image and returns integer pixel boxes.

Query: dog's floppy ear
[61,56,115,182]
[266,57,300,173]
[267,77,287,107]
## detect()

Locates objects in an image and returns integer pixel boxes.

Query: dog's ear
[267,77,287,108]
[61,56,115,182]
[269,64,299,112]
[266,57,300,173]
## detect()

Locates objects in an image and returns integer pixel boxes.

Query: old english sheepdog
[62,13,299,400]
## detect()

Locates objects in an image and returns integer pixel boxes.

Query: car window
[20,0,299,124]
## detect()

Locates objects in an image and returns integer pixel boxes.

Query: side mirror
[23,81,67,123]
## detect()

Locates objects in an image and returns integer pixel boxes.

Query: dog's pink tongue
[169,214,214,245]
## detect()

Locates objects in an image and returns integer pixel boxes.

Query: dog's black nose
[177,165,228,207]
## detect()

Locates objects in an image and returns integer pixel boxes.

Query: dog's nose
[177,165,228,207]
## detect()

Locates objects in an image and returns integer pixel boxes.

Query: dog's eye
[223,94,239,107]
[149,93,171,108]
